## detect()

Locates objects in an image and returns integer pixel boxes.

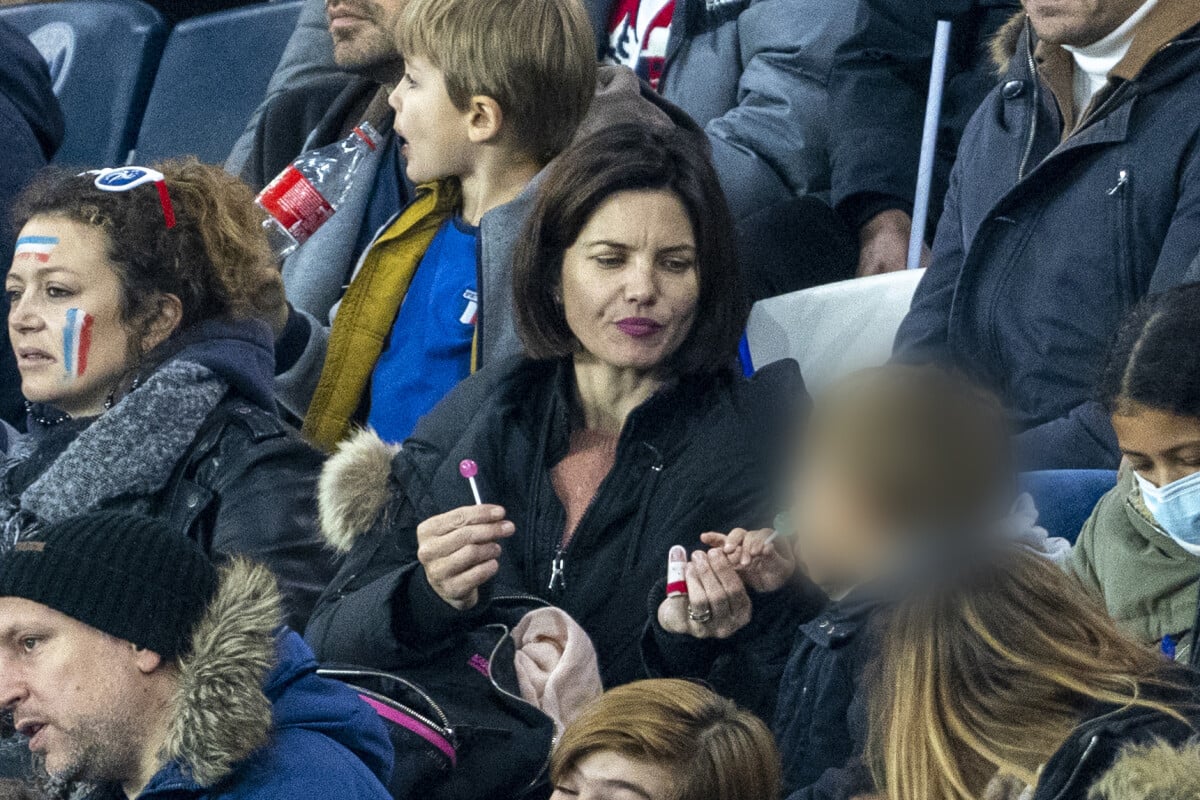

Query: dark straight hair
[1098,282,1200,417]
[511,123,747,377]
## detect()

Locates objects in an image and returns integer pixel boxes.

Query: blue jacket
[115,632,394,800]
[896,8,1200,469]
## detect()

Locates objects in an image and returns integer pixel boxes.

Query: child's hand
[657,546,753,640]
[700,527,794,594]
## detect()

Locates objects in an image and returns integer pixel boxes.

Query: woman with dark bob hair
[1,160,335,628]
[305,124,804,688]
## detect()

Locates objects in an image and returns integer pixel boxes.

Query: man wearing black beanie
[0,511,394,800]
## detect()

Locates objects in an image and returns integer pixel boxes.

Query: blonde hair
[396,0,597,164]
[552,679,781,800]
[867,547,1194,800]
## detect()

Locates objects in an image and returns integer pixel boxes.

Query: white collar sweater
[1063,0,1159,116]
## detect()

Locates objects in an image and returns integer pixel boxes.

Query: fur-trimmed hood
[317,428,399,554]
[990,10,1027,74]
[161,559,281,788]
[127,561,393,798]
[1088,738,1200,799]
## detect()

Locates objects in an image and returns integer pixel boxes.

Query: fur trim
[318,428,399,553]
[163,559,281,787]
[1088,738,1200,800]
[991,10,1028,75]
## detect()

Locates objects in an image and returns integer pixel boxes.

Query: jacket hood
[1087,738,1200,799]
[158,559,280,789]
[0,19,65,160]
[165,318,277,412]
[259,630,395,785]
[578,66,707,150]
[990,10,1027,74]
[318,428,400,553]
[990,7,1200,87]
[1036,672,1200,800]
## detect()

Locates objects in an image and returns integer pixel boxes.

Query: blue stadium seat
[1020,470,1119,545]
[133,1,304,164]
[0,0,167,168]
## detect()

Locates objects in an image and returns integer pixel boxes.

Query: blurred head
[7,160,282,418]
[867,546,1189,800]
[513,125,745,379]
[1100,284,1200,489]
[1022,0,1149,47]
[326,0,407,80]
[389,0,596,182]
[786,366,1014,595]
[550,679,780,800]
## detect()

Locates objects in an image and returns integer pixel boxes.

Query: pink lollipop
[459,459,482,504]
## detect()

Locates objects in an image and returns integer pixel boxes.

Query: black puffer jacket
[1032,670,1200,800]
[306,356,803,688]
[0,320,337,628]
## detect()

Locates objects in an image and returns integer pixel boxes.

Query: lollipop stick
[467,477,482,506]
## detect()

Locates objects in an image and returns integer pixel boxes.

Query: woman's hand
[701,528,794,594]
[657,546,752,639]
[416,504,515,611]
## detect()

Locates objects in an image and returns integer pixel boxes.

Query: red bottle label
[257,166,335,244]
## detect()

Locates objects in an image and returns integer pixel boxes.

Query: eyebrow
[6,266,76,280]
[583,240,696,252]
[1123,439,1200,456]
[597,779,653,799]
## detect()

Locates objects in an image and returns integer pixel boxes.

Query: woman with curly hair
[2,161,334,629]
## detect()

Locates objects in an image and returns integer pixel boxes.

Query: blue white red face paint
[14,235,59,263]
[62,307,94,380]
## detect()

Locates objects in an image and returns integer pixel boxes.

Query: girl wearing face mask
[1069,282,1200,667]
[2,161,334,629]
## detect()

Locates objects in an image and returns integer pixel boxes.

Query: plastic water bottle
[256,121,381,259]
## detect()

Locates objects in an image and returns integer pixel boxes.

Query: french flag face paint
[62,308,94,379]
[14,236,59,263]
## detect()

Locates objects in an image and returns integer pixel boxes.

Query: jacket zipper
[316,667,454,734]
[485,624,557,792]
[1018,25,1041,180]
[1046,735,1099,800]
[548,550,566,591]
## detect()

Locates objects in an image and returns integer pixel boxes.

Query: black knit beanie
[0,511,219,660]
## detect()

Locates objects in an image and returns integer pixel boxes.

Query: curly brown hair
[12,159,283,339]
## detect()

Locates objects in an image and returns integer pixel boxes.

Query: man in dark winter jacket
[0,511,394,800]
[829,0,1020,276]
[895,0,1200,469]
[1,20,64,427]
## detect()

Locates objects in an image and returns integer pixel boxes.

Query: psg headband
[81,167,177,229]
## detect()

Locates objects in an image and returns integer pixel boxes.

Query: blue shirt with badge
[367,216,479,443]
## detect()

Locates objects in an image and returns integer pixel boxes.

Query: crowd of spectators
[1,0,1199,798]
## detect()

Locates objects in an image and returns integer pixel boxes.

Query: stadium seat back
[745,270,925,391]
[133,1,304,164]
[1020,470,1119,544]
[0,0,167,168]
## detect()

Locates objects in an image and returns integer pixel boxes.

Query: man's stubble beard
[32,710,144,800]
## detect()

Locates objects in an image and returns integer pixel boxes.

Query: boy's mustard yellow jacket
[302,182,461,451]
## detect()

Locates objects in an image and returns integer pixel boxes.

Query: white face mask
[1134,470,1200,554]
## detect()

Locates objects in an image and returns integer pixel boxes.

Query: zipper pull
[1107,169,1129,196]
[548,552,566,591]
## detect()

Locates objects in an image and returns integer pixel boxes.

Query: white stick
[468,477,482,506]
